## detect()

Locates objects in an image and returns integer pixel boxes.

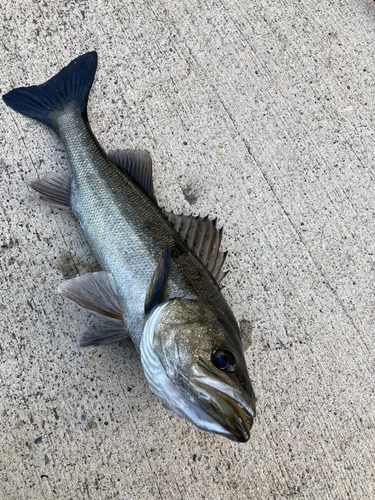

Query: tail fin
[2,51,98,129]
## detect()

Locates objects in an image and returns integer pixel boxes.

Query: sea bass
[3,52,256,442]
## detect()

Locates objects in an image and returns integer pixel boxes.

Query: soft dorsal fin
[108,149,154,201]
[163,211,228,284]
[145,244,171,314]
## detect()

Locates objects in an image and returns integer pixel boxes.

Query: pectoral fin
[144,244,171,314]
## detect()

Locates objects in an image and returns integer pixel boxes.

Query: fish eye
[212,348,236,372]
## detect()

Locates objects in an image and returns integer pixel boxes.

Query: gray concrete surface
[1,0,374,499]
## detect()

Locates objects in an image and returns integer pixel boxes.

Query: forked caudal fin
[2,51,98,130]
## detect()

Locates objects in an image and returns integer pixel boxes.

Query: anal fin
[29,173,72,208]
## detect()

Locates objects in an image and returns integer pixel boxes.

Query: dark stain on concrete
[239,319,253,351]
[0,238,19,253]
[55,249,78,279]
[182,183,198,205]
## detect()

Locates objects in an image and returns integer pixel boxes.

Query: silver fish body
[57,106,223,346]
[3,52,256,442]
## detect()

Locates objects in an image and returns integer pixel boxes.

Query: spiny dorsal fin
[108,149,154,201]
[163,211,228,284]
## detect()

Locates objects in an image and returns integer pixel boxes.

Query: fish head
[150,299,256,442]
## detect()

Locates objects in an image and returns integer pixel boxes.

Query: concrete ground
[1,1,374,499]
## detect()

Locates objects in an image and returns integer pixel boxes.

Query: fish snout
[220,398,253,442]
[230,412,252,443]
[191,370,255,442]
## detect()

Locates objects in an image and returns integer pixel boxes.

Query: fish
[3,51,256,442]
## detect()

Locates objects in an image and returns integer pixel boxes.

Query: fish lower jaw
[158,380,232,437]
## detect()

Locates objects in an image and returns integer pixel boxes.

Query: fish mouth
[190,361,255,443]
